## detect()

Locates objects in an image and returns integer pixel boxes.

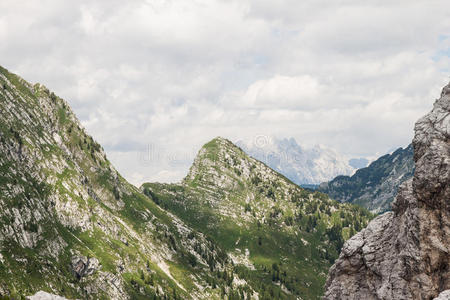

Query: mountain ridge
[318,144,414,213]
[0,65,374,299]
[0,66,240,299]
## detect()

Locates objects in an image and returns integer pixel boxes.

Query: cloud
[1,0,450,184]
[240,75,322,109]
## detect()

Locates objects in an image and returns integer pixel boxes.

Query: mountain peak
[184,136,251,185]
[201,136,236,153]
[145,135,374,299]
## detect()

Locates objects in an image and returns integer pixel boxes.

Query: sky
[1,0,450,185]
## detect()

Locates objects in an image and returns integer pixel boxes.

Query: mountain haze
[348,158,369,169]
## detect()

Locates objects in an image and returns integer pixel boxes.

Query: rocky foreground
[324,83,450,299]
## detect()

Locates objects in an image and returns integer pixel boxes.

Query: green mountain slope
[318,145,414,213]
[0,65,374,300]
[0,66,248,299]
[142,138,374,299]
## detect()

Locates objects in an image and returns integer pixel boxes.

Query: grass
[0,65,375,299]
[142,138,374,299]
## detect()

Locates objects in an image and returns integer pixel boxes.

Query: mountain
[142,137,374,299]
[318,145,414,213]
[0,66,249,299]
[0,65,374,299]
[236,137,355,185]
[324,82,450,299]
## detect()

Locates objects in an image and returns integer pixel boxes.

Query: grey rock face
[71,256,100,279]
[324,83,450,299]
[27,291,69,300]
[434,290,450,300]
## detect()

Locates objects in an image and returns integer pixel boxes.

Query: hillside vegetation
[142,138,374,299]
[0,65,372,299]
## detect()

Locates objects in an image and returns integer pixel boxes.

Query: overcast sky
[1,0,450,185]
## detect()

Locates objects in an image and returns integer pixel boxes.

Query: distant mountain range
[318,144,414,213]
[236,137,357,185]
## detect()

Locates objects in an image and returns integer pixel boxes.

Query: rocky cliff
[324,82,450,299]
[318,145,414,213]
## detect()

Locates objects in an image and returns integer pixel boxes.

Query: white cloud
[1,0,450,184]
[241,75,322,109]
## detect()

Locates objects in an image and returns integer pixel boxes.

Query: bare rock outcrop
[27,291,69,300]
[324,82,450,300]
[71,256,100,279]
[434,290,450,300]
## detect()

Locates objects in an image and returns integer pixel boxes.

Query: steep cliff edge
[324,83,450,299]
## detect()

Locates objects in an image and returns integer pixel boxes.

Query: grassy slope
[0,66,229,299]
[142,138,374,299]
[0,65,374,300]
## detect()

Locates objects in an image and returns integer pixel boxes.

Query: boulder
[71,256,100,279]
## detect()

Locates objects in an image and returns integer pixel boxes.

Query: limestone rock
[434,290,450,300]
[27,291,69,300]
[324,82,450,299]
[71,256,100,279]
